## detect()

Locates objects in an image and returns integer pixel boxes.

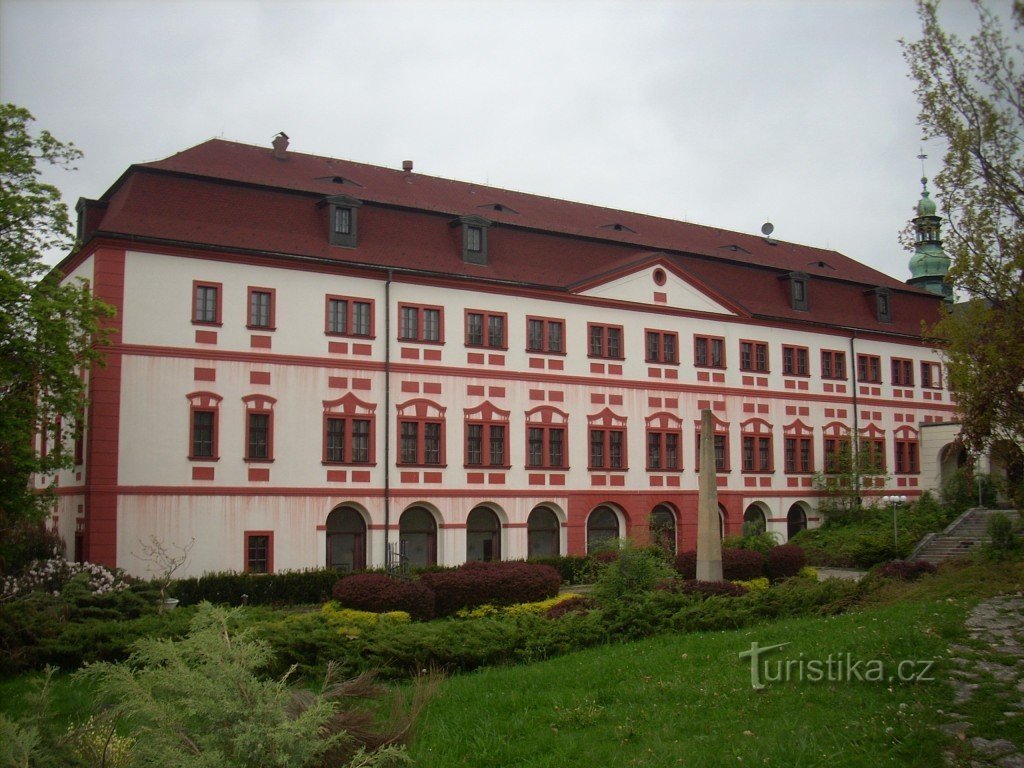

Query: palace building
[48,135,959,577]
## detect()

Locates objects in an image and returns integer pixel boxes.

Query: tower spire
[906,151,951,301]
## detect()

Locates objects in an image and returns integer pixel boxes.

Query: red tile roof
[84,138,942,336]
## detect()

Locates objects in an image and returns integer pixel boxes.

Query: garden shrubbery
[421,561,562,616]
[873,560,938,581]
[172,568,339,606]
[764,544,807,581]
[332,574,437,621]
[674,545,800,582]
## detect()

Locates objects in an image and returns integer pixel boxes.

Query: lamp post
[882,495,908,551]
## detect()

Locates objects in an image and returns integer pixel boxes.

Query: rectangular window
[860,439,886,473]
[921,361,942,389]
[247,288,274,329]
[466,423,507,467]
[398,304,444,343]
[742,436,772,472]
[324,417,371,464]
[645,330,678,364]
[334,207,352,235]
[891,358,915,386]
[246,413,271,461]
[782,345,809,376]
[824,438,850,473]
[526,317,564,354]
[192,282,220,325]
[400,422,418,464]
[647,430,681,470]
[245,532,272,574]
[399,419,444,465]
[465,310,507,349]
[821,350,847,380]
[351,419,370,463]
[490,425,505,466]
[857,354,882,383]
[326,296,373,336]
[528,426,565,468]
[589,428,625,470]
[740,341,769,372]
[466,226,482,253]
[326,418,345,463]
[696,433,728,472]
[191,411,215,458]
[588,324,624,359]
[694,335,725,368]
[895,440,919,474]
[784,437,813,473]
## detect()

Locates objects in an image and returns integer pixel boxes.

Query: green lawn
[410,563,1023,768]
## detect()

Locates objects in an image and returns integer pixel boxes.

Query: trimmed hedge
[655,579,749,598]
[172,569,339,606]
[673,548,765,581]
[764,545,807,581]
[528,555,595,585]
[332,574,436,621]
[420,561,562,617]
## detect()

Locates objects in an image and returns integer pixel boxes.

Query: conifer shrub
[332,574,436,621]
[527,555,596,584]
[764,544,807,581]
[660,579,749,598]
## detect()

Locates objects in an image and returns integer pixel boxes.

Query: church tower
[907,175,952,301]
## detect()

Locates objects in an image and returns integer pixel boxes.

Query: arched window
[399,507,437,568]
[186,391,222,461]
[587,506,620,553]
[467,506,501,562]
[527,506,560,558]
[326,506,366,572]
[787,504,807,541]
[649,504,677,554]
[396,400,446,466]
[743,504,767,535]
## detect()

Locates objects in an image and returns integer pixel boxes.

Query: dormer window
[324,194,362,248]
[454,215,492,265]
[781,271,809,311]
[869,287,892,323]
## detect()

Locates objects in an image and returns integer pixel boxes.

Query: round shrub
[420,561,561,617]
[332,573,435,621]
[722,548,764,581]
[765,544,807,581]
[674,550,697,579]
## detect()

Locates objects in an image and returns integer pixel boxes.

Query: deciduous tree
[0,103,113,571]
[902,1,1024,456]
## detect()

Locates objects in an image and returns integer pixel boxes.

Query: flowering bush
[1,559,130,601]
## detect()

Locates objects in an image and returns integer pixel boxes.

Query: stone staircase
[908,508,1020,564]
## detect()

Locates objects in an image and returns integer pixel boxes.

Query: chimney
[272,132,289,160]
[402,160,414,173]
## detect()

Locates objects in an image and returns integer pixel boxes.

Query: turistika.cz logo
[738,641,936,690]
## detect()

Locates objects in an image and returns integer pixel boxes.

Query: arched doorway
[527,506,560,558]
[743,504,767,536]
[467,506,501,562]
[649,504,677,554]
[326,506,366,572]
[939,442,968,489]
[587,505,620,553]
[399,507,437,568]
[787,504,807,541]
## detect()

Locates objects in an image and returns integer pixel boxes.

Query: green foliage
[0,104,114,573]
[981,511,1022,561]
[812,439,890,518]
[902,2,1024,454]
[526,555,596,585]
[941,466,999,514]
[76,604,423,767]
[172,568,339,607]
[722,530,779,554]
[590,541,672,603]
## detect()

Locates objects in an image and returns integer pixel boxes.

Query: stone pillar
[696,409,723,581]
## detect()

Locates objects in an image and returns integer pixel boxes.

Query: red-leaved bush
[420,561,562,617]
[332,574,436,621]
[658,579,748,598]
[874,560,937,581]
[674,549,764,581]
[545,595,595,619]
[764,544,807,581]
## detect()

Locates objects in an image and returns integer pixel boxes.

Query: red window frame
[246,286,276,330]
[244,530,274,574]
[464,402,511,468]
[464,309,508,349]
[187,391,222,461]
[325,294,375,338]
[859,436,886,473]
[525,406,569,469]
[526,316,566,355]
[398,303,444,344]
[921,361,942,389]
[821,349,847,380]
[740,419,773,473]
[694,335,726,369]
[857,354,882,383]
[192,280,223,326]
[894,428,920,474]
[891,357,915,386]
[646,413,683,471]
[739,340,769,373]
[782,345,810,377]
[645,329,678,364]
[243,395,276,463]
[396,399,446,467]
[695,419,730,472]
[587,323,625,360]
[784,437,813,473]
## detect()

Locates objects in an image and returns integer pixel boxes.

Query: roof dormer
[452,215,492,265]
[865,287,893,323]
[780,271,809,312]
[322,193,362,248]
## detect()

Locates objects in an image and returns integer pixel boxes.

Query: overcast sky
[0,0,989,278]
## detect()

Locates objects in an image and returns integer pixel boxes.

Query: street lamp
[882,495,908,551]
